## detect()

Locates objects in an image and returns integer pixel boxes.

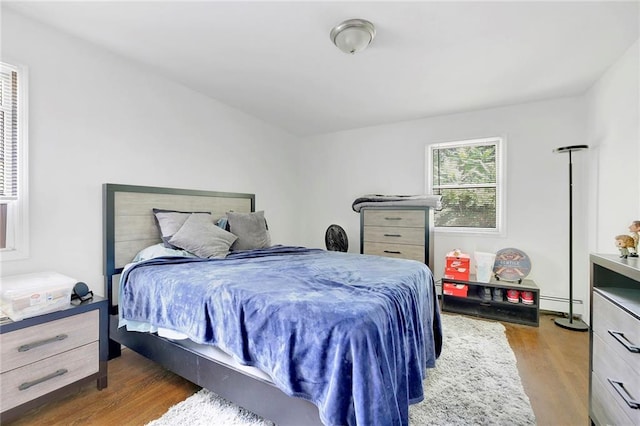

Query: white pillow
[133,243,197,262]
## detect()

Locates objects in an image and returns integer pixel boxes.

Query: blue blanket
[119,246,442,426]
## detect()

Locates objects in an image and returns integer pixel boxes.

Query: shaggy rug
[147,314,536,426]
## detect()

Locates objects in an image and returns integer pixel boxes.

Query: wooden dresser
[0,297,108,422]
[589,254,639,426]
[360,206,434,269]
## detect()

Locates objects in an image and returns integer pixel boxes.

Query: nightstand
[0,296,108,422]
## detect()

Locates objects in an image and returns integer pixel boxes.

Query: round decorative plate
[493,248,531,281]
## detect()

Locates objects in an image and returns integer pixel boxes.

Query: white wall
[585,40,640,254]
[0,10,301,295]
[298,98,590,315]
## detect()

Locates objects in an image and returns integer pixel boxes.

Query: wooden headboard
[103,183,255,311]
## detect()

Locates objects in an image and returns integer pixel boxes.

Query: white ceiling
[4,1,639,136]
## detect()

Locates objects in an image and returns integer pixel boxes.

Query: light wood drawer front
[363,242,424,263]
[0,310,99,373]
[363,210,425,228]
[0,341,99,412]
[593,333,640,424]
[591,373,636,426]
[363,226,424,245]
[593,293,640,376]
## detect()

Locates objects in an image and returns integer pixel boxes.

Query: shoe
[521,291,534,305]
[506,289,520,303]
[492,288,504,302]
[479,286,492,300]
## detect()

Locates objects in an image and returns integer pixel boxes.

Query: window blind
[430,139,501,230]
[0,65,18,201]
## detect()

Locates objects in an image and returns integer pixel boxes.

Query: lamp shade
[330,19,376,54]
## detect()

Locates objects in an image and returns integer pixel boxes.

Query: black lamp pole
[554,144,589,331]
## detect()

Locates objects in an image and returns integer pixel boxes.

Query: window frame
[425,136,506,236]
[1,62,29,261]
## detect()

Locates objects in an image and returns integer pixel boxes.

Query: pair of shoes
[506,289,535,304]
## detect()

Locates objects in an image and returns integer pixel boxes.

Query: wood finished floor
[5,313,588,426]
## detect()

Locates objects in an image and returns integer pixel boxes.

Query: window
[426,137,505,234]
[1,62,28,260]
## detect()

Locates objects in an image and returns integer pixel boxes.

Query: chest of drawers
[0,297,108,422]
[589,254,640,426]
[360,207,434,268]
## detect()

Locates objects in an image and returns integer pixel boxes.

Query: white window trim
[425,136,506,236]
[1,63,29,261]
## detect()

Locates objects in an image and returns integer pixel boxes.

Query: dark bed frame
[103,183,322,425]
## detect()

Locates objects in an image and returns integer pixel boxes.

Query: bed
[103,183,442,426]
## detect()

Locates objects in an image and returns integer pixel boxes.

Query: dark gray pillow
[168,214,237,258]
[227,211,271,251]
[153,208,211,249]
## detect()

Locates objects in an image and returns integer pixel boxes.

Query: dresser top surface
[591,253,640,282]
[360,206,432,211]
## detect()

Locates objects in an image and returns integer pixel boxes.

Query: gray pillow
[227,211,271,251]
[168,214,237,258]
[153,209,211,249]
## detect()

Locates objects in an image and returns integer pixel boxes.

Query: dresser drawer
[363,210,425,228]
[0,310,99,373]
[363,241,425,262]
[593,333,640,424]
[593,292,640,376]
[363,226,424,245]
[0,341,99,412]
[591,373,636,426]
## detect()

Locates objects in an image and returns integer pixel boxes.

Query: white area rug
[147,314,536,426]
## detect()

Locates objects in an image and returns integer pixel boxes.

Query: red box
[443,282,468,297]
[444,267,470,280]
[444,251,470,280]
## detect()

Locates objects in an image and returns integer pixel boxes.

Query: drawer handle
[19,369,68,391]
[384,250,402,254]
[384,217,402,221]
[608,330,640,353]
[608,378,640,409]
[383,234,402,237]
[18,334,68,352]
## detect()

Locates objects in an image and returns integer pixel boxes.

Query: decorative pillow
[226,211,271,251]
[168,214,238,258]
[153,208,211,249]
[133,243,197,262]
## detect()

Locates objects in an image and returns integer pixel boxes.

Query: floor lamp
[554,144,589,331]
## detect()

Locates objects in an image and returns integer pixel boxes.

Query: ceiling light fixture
[330,19,376,54]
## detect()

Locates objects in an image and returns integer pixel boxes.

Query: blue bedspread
[119,246,442,426]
